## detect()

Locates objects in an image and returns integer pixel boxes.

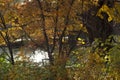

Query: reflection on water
[0,48,49,63]
[30,50,48,62]
[15,49,49,63]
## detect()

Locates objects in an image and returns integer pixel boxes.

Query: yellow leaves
[67,25,74,31]
[104,55,111,62]
[8,27,23,40]
[0,26,23,45]
[4,10,21,26]
[79,23,88,33]
[81,42,85,45]
[77,38,82,41]
[0,36,6,45]
[77,38,85,45]
[96,5,114,22]
[75,51,79,55]
[67,23,87,33]
[92,0,99,6]
[89,52,103,64]
[93,52,101,62]
[0,2,5,6]
[8,26,22,31]
[0,30,7,45]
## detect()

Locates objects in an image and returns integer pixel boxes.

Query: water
[0,48,49,63]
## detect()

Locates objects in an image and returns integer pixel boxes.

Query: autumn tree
[17,0,120,64]
[0,0,30,65]
[0,0,120,79]
[14,0,88,79]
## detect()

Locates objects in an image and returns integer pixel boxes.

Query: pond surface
[0,48,49,63]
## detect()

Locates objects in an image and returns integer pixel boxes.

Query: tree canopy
[0,0,120,79]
